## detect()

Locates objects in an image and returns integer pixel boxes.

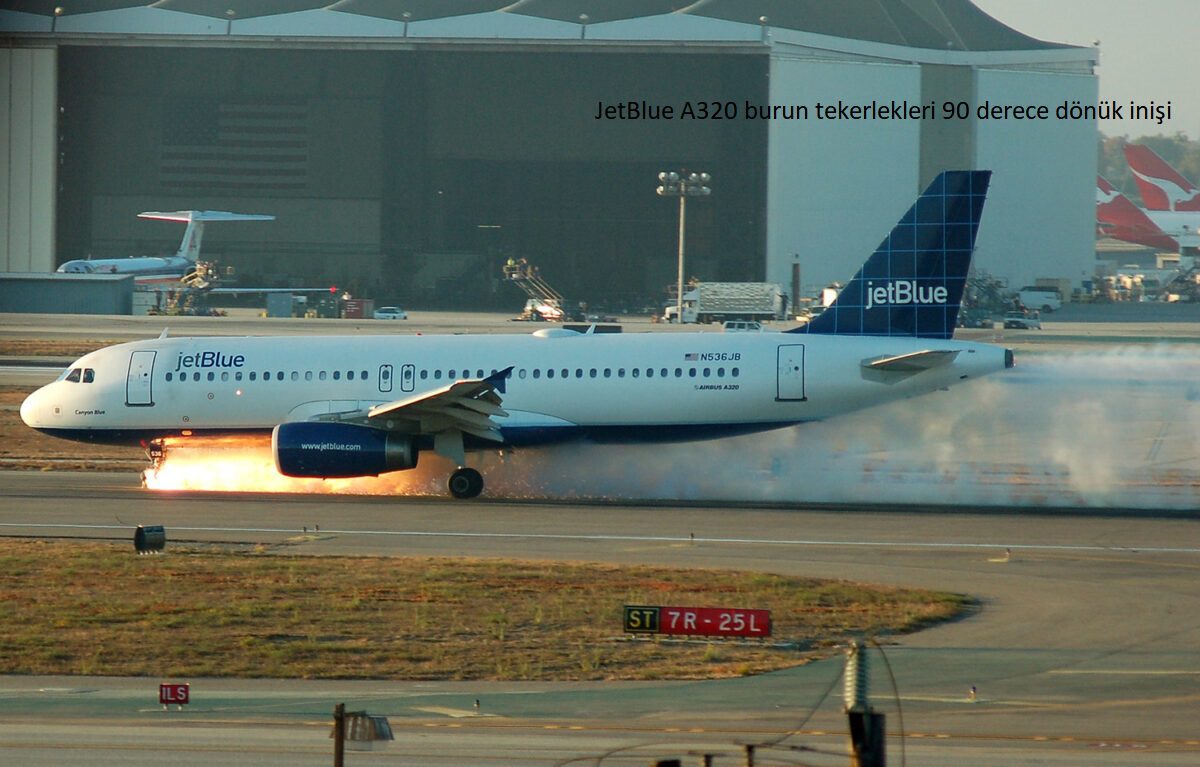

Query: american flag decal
[161,99,308,191]
[684,353,698,361]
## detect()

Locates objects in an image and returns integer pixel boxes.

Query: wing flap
[362,367,513,443]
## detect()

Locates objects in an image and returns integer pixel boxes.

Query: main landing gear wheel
[448,468,484,499]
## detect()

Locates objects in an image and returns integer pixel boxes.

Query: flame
[141,434,446,495]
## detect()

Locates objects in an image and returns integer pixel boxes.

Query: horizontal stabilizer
[138,211,276,223]
[862,349,959,372]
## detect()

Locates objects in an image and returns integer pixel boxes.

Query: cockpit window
[65,368,82,383]
[82,368,95,383]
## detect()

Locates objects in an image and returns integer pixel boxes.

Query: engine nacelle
[272,422,418,478]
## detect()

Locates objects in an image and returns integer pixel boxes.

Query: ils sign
[159,683,190,706]
[623,605,771,639]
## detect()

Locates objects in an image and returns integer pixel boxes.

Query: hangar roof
[5,0,1073,53]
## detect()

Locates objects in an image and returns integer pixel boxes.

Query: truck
[663,281,786,324]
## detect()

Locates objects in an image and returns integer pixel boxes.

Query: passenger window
[575,369,583,378]
[632,368,639,378]
[221,371,229,382]
[646,368,653,378]
[165,372,173,382]
[674,368,682,378]
[589,369,597,378]
[276,371,284,381]
[194,372,201,382]
[560,368,568,379]
[250,372,257,381]
[617,368,625,378]
[83,369,95,383]
[448,370,456,379]
[66,368,81,383]
[533,369,541,379]
[732,367,740,377]
[660,368,668,378]
[603,368,611,378]
[290,372,298,381]
[432,370,440,380]
[547,369,555,379]
[235,372,243,381]
[347,371,355,381]
[208,372,215,381]
[476,369,484,378]
[689,368,696,378]
[703,368,710,377]
[717,368,725,378]
[305,371,313,381]
[420,370,428,380]
[518,369,526,379]
[361,370,368,380]
[318,371,326,381]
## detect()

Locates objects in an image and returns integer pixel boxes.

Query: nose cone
[20,386,47,429]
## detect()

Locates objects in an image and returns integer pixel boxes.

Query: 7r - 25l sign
[624,605,771,638]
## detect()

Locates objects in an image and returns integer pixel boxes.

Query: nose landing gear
[448,468,484,499]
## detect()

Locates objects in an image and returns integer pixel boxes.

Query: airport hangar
[1,1,1097,310]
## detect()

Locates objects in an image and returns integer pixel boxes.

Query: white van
[1017,287,1061,313]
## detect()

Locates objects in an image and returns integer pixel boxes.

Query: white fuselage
[22,330,1009,446]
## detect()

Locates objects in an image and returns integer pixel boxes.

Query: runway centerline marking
[3,523,1200,555]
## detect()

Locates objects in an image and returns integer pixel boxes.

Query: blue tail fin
[791,170,991,339]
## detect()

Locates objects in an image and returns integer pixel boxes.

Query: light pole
[657,170,711,322]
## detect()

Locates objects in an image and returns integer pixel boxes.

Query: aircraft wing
[319,368,512,443]
[862,350,960,372]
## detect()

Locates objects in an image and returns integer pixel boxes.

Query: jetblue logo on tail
[864,281,949,311]
[791,170,991,340]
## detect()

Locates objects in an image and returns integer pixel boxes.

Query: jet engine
[273,422,418,478]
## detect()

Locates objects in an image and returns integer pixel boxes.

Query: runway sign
[623,605,771,638]
[159,683,189,706]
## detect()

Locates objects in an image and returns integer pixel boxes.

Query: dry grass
[0,339,118,359]
[0,540,969,680]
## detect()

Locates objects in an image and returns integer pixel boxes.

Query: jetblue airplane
[22,171,1011,499]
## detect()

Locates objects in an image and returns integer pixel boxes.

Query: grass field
[0,540,970,680]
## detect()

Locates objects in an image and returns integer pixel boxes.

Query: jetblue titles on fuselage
[173,351,246,372]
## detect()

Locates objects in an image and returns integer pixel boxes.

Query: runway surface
[2,470,1198,766]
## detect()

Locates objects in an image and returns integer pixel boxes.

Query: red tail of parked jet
[1095,176,1179,251]
[1123,144,1200,212]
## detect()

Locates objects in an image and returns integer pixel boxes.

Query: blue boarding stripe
[795,170,991,340]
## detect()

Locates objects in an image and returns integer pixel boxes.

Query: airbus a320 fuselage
[23,171,1010,499]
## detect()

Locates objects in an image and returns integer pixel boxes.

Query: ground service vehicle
[1003,311,1042,330]
[664,282,785,324]
[1017,287,1061,313]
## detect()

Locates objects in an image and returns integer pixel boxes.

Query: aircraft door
[378,364,394,394]
[400,364,415,393]
[776,344,806,401]
[126,350,156,407]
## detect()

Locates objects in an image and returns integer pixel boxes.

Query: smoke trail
[144,348,1200,509]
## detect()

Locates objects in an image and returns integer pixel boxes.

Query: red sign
[159,683,190,706]
[624,605,771,638]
